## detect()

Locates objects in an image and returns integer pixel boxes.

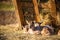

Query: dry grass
[0,3,15,11]
[0,26,60,40]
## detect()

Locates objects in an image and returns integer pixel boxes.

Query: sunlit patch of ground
[0,26,60,40]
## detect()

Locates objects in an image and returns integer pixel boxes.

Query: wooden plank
[32,0,41,22]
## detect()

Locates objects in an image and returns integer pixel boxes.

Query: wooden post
[13,0,26,25]
[12,0,22,30]
[16,0,26,25]
[32,0,41,22]
[49,0,57,18]
[48,0,57,25]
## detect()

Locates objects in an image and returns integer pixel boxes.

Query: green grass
[0,26,60,40]
[0,3,15,11]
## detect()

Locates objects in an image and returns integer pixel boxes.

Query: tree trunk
[12,0,22,30]
[48,0,57,26]
[49,0,57,18]
[32,0,41,22]
[16,0,26,25]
